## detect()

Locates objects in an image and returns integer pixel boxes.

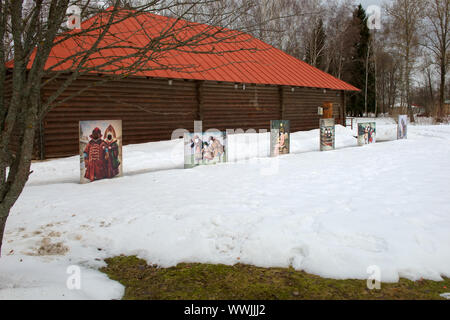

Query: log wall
[36,74,346,158]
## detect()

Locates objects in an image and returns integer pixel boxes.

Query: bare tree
[420,54,437,115]
[322,0,357,79]
[375,34,402,116]
[226,0,325,62]
[422,0,449,120]
[304,16,326,69]
[385,0,425,121]
[0,0,269,255]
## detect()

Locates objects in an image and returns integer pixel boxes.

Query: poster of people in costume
[320,118,335,151]
[270,120,290,157]
[184,131,227,168]
[79,120,122,183]
[357,122,376,146]
[397,115,408,139]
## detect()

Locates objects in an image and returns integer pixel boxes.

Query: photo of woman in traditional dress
[398,115,408,139]
[270,120,290,157]
[104,124,121,178]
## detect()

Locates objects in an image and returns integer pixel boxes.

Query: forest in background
[155,0,449,120]
[4,0,449,119]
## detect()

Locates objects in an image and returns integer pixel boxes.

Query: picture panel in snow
[270,120,290,157]
[320,118,335,151]
[184,131,227,168]
[79,120,123,184]
[357,122,376,146]
[397,115,408,139]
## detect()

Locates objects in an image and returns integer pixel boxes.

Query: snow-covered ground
[1,118,450,299]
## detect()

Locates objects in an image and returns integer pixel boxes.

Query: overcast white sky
[358,0,386,9]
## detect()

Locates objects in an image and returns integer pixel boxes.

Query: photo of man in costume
[83,127,107,182]
[368,126,375,143]
[80,120,122,183]
[202,139,214,161]
[189,135,203,165]
[320,119,335,151]
[205,136,224,162]
[321,128,333,146]
[364,125,369,144]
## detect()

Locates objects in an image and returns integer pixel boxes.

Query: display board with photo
[320,118,335,151]
[270,120,290,157]
[397,115,408,139]
[184,131,227,168]
[79,120,123,184]
[357,122,376,146]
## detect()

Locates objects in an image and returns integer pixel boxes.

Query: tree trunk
[0,100,38,257]
[427,69,435,116]
[374,51,378,116]
[365,43,370,117]
[439,63,446,120]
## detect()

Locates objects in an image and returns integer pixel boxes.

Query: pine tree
[347,4,376,116]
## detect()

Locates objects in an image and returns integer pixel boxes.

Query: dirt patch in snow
[32,237,69,256]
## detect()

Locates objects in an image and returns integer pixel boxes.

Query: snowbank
[0,256,123,300]
[1,122,450,299]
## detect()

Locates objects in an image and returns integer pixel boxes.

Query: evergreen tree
[347,4,376,116]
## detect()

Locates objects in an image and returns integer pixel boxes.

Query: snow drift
[1,120,450,299]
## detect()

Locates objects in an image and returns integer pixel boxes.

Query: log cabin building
[5,9,359,159]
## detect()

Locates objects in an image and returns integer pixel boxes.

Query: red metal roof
[10,9,359,91]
